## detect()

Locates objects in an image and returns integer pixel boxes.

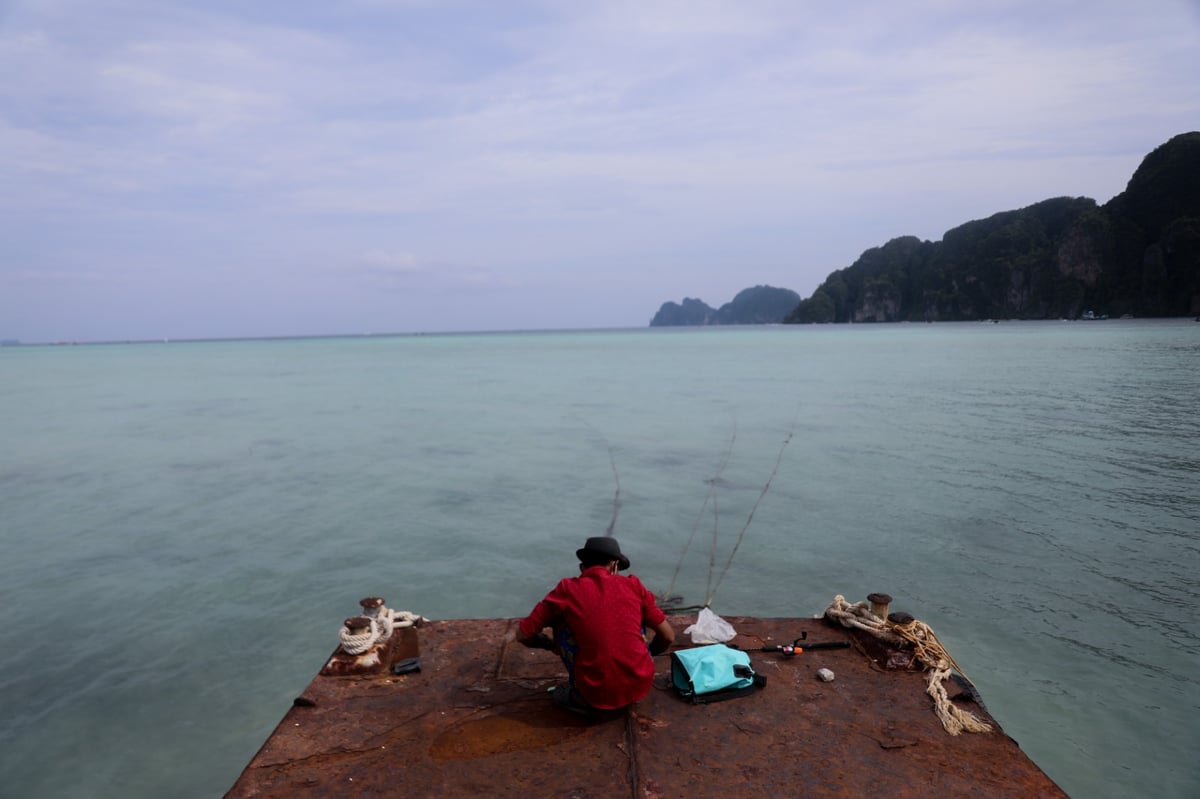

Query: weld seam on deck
[625,711,639,799]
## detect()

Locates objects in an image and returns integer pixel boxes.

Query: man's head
[576,536,630,571]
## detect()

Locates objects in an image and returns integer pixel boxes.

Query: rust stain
[430,710,590,761]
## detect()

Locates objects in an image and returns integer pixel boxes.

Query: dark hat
[576,536,630,570]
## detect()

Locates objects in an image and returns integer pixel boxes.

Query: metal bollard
[344,616,373,637]
[359,597,392,641]
[867,592,893,620]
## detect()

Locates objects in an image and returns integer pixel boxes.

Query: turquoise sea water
[1,321,1198,798]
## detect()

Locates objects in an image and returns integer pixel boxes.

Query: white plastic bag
[683,607,737,644]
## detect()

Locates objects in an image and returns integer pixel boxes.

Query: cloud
[353,250,424,282]
[338,250,520,295]
[1,0,1198,340]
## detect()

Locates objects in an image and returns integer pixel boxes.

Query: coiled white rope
[338,618,380,655]
[824,595,992,736]
[337,608,428,655]
[364,605,394,642]
[823,595,904,644]
[390,610,425,628]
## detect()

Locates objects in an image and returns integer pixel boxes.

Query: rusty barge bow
[227,603,1067,798]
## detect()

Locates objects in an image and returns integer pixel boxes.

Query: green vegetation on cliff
[785,132,1200,322]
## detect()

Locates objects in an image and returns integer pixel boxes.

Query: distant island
[650,131,1200,325]
[650,285,800,326]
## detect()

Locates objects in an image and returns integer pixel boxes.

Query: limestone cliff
[785,132,1200,322]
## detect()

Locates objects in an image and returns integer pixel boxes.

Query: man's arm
[647,618,675,656]
[516,592,562,651]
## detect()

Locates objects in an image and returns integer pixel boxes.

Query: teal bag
[671,644,767,703]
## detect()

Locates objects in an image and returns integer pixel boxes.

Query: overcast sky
[2,0,1198,342]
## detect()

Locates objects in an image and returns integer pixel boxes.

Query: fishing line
[575,417,622,538]
[583,410,795,612]
[705,411,799,607]
[602,436,621,538]
[662,424,736,603]
[704,483,720,602]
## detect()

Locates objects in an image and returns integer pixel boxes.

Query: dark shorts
[554,625,581,692]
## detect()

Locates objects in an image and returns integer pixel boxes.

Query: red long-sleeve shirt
[519,566,667,709]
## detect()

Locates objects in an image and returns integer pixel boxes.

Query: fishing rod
[746,632,850,656]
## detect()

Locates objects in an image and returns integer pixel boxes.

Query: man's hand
[526,632,555,650]
[516,627,555,651]
[648,619,676,656]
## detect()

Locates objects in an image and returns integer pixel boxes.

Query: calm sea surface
[1,321,1198,798]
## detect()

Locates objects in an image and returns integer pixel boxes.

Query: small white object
[684,607,737,643]
[817,668,835,682]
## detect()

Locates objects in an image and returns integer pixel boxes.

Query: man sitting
[516,536,675,717]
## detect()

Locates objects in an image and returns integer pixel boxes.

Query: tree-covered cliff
[651,285,801,326]
[785,132,1200,322]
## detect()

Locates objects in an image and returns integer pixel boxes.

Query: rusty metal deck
[226,615,1067,798]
